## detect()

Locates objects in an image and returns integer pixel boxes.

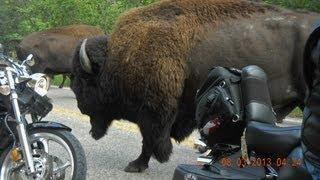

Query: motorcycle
[173,65,319,180]
[0,44,86,180]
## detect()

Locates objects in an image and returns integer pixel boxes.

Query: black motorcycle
[173,66,319,180]
[0,44,86,180]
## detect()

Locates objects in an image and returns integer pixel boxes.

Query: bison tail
[152,135,173,163]
[170,110,197,142]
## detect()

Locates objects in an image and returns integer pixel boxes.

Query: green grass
[263,0,320,12]
[52,75,71,87]
[288,107,303,118]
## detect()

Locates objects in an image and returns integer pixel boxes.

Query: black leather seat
[241,66,301,159]
[241,66,277,125]
[246,121,301,159]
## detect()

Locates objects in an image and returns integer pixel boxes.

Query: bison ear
[79,38,93,73]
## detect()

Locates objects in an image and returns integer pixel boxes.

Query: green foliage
[52,75,71,87]
[288,107,303,117]
[263,0,320,12]
[0,1,25,43]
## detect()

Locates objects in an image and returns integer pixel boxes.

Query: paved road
[45,87,302,180]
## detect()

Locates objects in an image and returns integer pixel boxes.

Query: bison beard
[71,0,318,173]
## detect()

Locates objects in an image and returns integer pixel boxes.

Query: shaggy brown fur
[107,0,268,141]
[107,0,267,111]
[71,0,319,173]
[38,24,104,39]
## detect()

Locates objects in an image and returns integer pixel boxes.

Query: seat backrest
[241,65,276,125]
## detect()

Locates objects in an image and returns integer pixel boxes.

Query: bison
[70,0,320,173]
[17,24,104,88]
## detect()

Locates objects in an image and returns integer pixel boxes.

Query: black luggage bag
[195,67,245,147]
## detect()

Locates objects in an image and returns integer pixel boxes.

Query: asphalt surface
[45,87,302,180]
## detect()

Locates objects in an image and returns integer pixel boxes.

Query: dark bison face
[70,36,113,139]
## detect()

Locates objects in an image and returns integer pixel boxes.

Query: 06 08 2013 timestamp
[220,157,303,168]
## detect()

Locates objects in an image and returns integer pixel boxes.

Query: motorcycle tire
[44,75,51,91]
[0,129,87,180]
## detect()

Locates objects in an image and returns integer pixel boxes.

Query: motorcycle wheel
[44,75,51,91]
[0,129,86,180]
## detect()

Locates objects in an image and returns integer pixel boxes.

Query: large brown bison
[17,24,104,88]
[70,0,320,173]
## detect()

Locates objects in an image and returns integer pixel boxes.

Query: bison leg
[124,108,174,173]
[59,74,67,88]
[89,114,111,140]
[151,124,173,163]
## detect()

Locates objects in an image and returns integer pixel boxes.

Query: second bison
[17,24,104,88]
[70,0,319,173]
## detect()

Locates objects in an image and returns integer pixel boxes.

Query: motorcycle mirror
[26,58,35,66]
[26,54,33,61]
[24,54,35,66]
[0,43,4,53]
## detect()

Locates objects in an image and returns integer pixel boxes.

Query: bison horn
[79,38,93,73]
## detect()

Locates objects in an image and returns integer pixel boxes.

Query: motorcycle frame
[5,67,35,174]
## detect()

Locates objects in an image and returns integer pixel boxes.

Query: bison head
[70,35,116,139]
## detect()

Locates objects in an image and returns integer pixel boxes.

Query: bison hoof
[124,161,148,173]
[89,129,105,140]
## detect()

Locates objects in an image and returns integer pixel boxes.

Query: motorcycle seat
[246,121,301,159]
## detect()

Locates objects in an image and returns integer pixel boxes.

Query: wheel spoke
[28,132,76,179]
[53,160,71,174]
[40,138,49,153]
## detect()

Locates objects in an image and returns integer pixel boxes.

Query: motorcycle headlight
[34,77,48,96]
[0,74,9,96]
[0,85,10,96]
[28,73,48,96]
